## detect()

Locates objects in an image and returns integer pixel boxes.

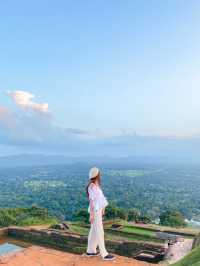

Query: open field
[66,222,162,243]
[106,170,149,177]
[67,220,196,244]
[133,223,200,237]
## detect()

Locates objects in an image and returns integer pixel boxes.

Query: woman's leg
[94,210,108,258]
[87,221,98,253]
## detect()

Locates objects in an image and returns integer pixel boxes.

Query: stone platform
[0,246,154,266]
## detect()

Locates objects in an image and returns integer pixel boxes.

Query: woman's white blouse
[88,184,108,213]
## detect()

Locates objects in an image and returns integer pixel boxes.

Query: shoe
[86,252,100,257]
[103,254,115,261]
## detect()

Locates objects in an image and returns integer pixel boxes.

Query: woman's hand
[102,208,105,216]
[89,213,94,224]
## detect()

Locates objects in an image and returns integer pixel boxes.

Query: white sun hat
[89,167,100,180]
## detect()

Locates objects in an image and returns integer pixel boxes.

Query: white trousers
[87,209,108,258]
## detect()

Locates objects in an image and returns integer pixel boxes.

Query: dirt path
[0,246,154,266]
[165,239,193,264]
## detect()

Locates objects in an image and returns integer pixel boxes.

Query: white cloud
[0,90,90,150]
[7,90,49,113]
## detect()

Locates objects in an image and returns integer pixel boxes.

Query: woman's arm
[89,199,95,224]
[88,184,98,224]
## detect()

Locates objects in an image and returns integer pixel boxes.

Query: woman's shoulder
[88,182,96,188]
[88,183,99,191]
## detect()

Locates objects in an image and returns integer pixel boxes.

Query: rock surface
[0,246,154,266]
[165,238,193,264]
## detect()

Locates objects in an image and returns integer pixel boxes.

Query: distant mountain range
[0,151,199,168]
[0,154,74,167]
[1,133,200,167]
[0,154,118,167]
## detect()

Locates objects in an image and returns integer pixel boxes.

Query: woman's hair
[86,172,101,198]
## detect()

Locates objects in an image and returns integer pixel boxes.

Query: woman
[86,167,115,261]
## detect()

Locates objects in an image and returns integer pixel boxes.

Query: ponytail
[86,180,92,198]
[86,174,101,198]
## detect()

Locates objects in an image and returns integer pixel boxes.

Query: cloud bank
[0,90,90,151]
[1,90,200,159]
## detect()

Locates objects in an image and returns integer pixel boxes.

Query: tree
[0,210,16,227]
[159,210,186,228]
[73,209,89,223]
[105,205,128,220]
[116,208,128,220]
[127,209,140,222]
[0,207,57,227]
[138,214,151,224]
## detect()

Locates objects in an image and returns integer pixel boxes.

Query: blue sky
[0,1,200,156]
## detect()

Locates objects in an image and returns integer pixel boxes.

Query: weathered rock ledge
[7,226,166,259]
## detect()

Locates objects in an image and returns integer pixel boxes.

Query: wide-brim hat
[89,167,100,180]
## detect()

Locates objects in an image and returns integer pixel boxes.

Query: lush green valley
[0,162,200,223]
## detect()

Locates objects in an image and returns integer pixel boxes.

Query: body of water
[0,237,30,256]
